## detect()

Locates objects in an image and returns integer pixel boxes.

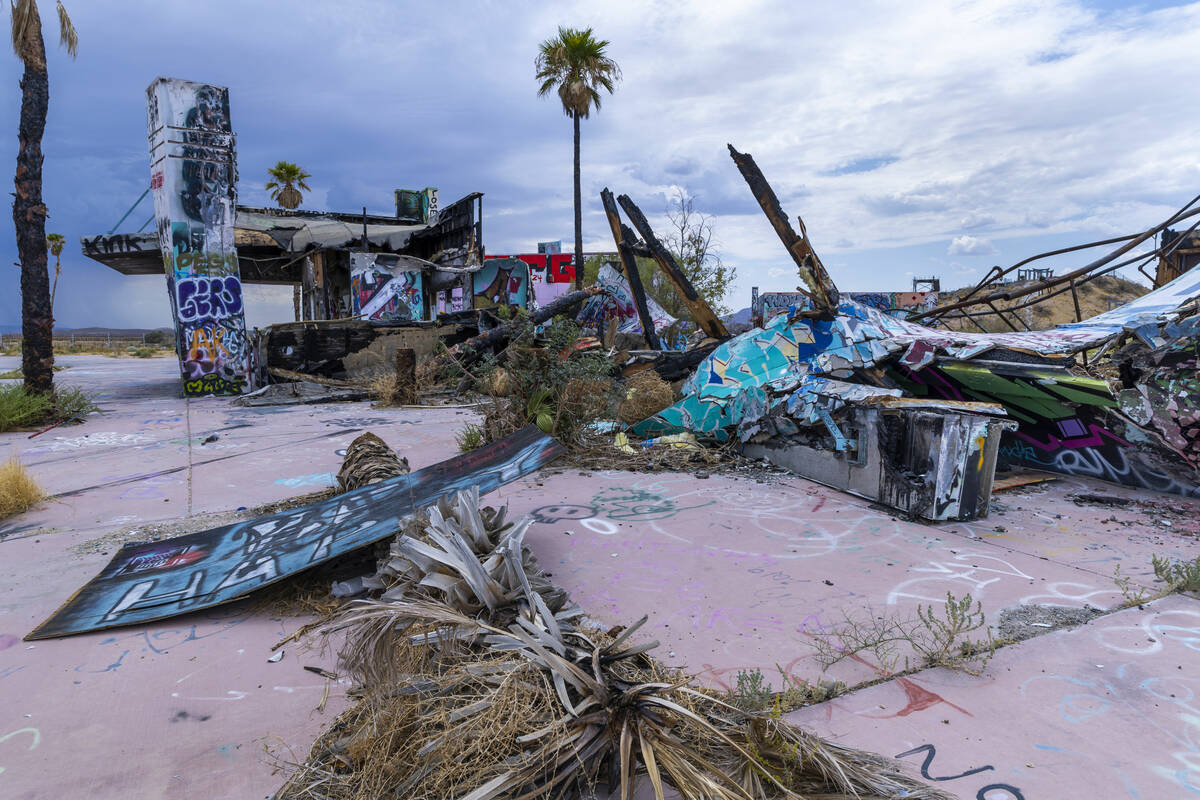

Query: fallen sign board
[27,426,563,640]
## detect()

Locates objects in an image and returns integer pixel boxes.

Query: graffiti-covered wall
[576,263,677,335]
[472,257,529,310]
[349,253,425,321]
[893,361,1200,497]
[147,78,250,396]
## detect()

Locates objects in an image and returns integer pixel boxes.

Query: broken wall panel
[350,253,426,321]
[147,77,252,396]
[27,426,563,639]
[471,257,529,310]
[893,360,1200,497]
[576,263,677,338]
[745,405,1014,521]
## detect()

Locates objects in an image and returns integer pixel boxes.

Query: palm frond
[276,487,952,800]
[10,0,36,59]
[55,0,74,58]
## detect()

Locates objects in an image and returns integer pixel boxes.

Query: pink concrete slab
[498,469,1188,691]
[787,593,1200,799]
[0,604,346,800]
[2,355,1198,799]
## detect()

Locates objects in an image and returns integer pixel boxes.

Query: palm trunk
[573,111,583,291]
[14,13,54,396]
[50,255,61,315]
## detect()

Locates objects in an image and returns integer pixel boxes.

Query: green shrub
[0,384,96,432]
[1153,554,1200,592]
[455,423,486,453]
[0,385,54,432]
[476,314,615,446]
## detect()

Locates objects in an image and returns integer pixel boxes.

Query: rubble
[602,144,1200,518]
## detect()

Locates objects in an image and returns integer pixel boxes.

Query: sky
[1,0,1198,330]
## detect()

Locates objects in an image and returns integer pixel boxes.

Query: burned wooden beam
[600,188,662,350]
[727,144,840,313]
[616,193,728,340]
[429,286,604,372]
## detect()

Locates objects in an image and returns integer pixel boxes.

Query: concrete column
[147,77,251,396]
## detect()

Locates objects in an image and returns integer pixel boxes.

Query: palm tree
[46,232,63,314]
[10,1,76,396]
[535,26,620,290]
[266,161,311,210]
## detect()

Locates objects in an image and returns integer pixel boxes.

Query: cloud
[947,235,998,256]
[959,213,996,230]
[6,0,1200,326]
[824,155,899,176]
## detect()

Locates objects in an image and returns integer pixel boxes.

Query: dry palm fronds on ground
[274,490,949,800]
[0,458,43,520]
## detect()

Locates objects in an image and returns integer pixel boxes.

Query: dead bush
[0,458,44,520]
[617,369,674,423]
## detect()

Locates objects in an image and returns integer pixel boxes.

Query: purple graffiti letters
[175,275,243,323]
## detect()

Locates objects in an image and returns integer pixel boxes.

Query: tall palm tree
[11,0,76,396]
[535,26,620,290]
[266,161,311,210]
[46,231,63,315]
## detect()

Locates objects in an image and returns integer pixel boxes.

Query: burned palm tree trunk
[14,12,54,396]
[617,193,730,340]
[728,144,840,314]
[600,188,661,349]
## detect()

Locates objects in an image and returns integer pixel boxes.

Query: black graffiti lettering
[895,744,995,782]
[82,234,150,256]
[977,785,1025,800]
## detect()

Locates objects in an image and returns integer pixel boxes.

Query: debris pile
[581,144,1200,516]
[276,489,950,800]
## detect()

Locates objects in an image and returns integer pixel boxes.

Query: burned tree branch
[616,193,729,339]
[600,188,662,350]
[727,144,840,313]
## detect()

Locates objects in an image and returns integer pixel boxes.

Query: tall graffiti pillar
[147,77,250,396]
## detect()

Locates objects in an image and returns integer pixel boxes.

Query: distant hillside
[0,325,174,336]
[934,274,1149,332]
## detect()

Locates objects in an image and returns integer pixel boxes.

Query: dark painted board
[28,426,563,639]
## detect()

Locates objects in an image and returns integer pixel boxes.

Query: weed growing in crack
[727,667,846,714]
[1153,554,1200,593]
[730,668,772,712]
[1113,562,1151,606]
[812,592,995,677]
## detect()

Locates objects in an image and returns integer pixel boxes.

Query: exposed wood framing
[600,188,661,350]
[615,194,729,339]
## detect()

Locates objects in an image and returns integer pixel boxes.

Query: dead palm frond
[54,1,75,58]
[9,1,75,60]
[276,489,951,800]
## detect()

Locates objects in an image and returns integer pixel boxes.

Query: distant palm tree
[10,0,77,396]
[266,161,311,210]
[46,232,64,314]
[536,26,620,290]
